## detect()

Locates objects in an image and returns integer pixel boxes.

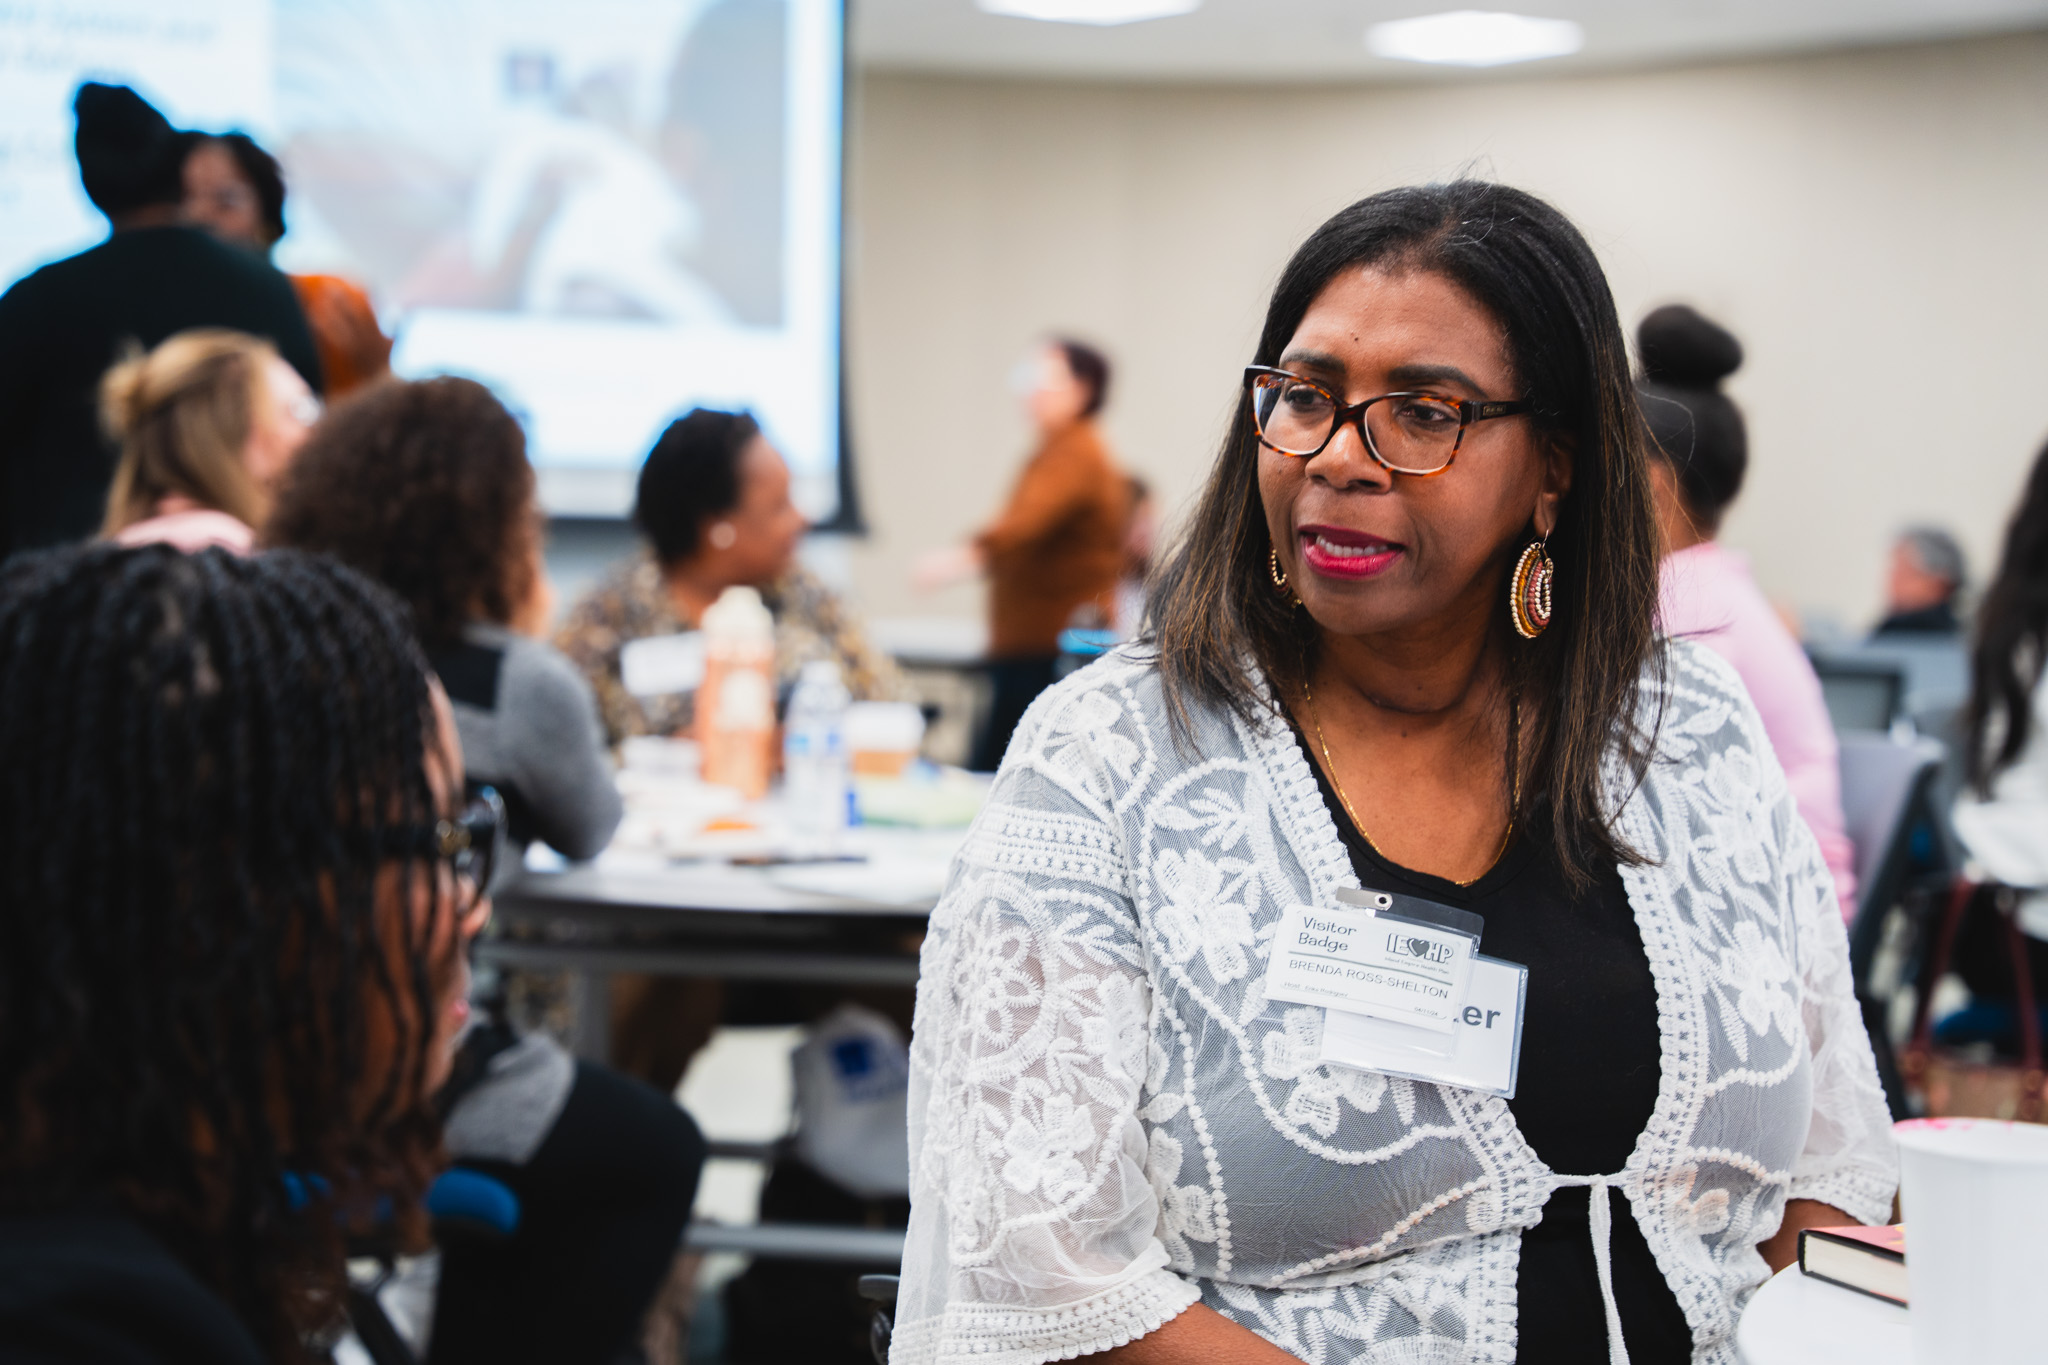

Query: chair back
[1812,658,1905,734]
[1840,733,1946,982]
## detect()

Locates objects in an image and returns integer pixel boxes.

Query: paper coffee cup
[1893,1117,2048,1364]
[845,701,926,778]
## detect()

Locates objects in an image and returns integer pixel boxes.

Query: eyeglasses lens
[1251,376,1463,473]
[1366,397,1462,473]
[1251,374,1334,456]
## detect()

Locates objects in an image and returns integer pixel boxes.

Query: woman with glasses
[0,545,485,1362]
[99,327,321,553]
[181,130,394,399]
[266,377,702,1365]
[896,183,1893,1365]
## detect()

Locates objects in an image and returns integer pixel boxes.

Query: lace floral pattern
[895,644,1895,1365]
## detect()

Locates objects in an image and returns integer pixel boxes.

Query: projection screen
[0,0,846,520]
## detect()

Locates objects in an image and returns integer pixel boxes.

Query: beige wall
[840,32,2048,633]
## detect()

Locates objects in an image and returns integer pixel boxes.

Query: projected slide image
[282,0,784,328]
[0,0,844,519]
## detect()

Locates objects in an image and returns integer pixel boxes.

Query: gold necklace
[1301,669,1520,889]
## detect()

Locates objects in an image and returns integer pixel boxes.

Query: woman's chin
[1294,593,1425,642]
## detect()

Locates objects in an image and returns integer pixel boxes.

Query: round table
[1735,1266,1909,1364]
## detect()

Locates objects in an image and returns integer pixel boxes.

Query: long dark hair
[1147,181,1661,885]
[267,376,539,649]
[1965,438,2048,794]
[0,545,450,1359]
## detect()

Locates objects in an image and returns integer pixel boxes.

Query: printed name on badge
[1319,955,1529,1098]
[1263,901,1480,1033]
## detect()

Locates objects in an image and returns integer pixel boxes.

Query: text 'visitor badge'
[1263,893,1481,1033]
[1319,955,1529,1098]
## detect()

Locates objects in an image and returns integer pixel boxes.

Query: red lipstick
[1298,525,1403,580]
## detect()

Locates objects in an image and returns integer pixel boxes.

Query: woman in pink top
[99,328,321,553]
[1641,305,1858,919]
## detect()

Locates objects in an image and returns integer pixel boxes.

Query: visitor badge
[621,631,706,697]
[1319,955,1529,1098]
[1262,890,1483,1034]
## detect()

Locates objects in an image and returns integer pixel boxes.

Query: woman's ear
[1532,438,1574,539]
[706,521,738,551]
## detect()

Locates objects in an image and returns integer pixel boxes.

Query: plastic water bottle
[784,659,851,849]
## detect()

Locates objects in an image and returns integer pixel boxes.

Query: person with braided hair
[0,543,483,1363]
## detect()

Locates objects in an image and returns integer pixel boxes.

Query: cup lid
[1894,1117,2048,1164]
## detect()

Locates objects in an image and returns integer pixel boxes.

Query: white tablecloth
[1736,1266,1910,1365]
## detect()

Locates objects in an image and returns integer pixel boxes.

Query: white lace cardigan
[894,642,1896,1365]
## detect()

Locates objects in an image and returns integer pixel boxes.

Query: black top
[0,226,323,558]
[1298,739,1695,1363]
[1872,601,1960,637]
[0,1207,265,1365]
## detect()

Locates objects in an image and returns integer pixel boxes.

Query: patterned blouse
[554,549,910,747]
[895,641,1895,1365]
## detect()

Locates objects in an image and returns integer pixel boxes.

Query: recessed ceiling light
[1366,10,1583,67]
[976,0,1200,26]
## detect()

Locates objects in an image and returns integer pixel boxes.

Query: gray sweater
[431,623,623,860]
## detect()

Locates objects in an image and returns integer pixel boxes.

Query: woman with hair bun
[1644,303,1857,919]
[99,327,319,553]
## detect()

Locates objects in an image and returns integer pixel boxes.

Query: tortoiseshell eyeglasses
[1245,365,1531,476]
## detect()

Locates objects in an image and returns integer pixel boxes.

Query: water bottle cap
[800,659,843,687]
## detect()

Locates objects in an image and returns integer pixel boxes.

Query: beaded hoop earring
[1269,546,1289,591]
[1509,537,1554,639]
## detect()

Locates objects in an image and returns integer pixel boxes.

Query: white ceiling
[852,0,2048,81]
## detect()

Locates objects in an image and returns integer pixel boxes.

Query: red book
[1797,1224,1907,1306]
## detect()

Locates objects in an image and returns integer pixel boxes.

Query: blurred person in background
[0,545,477,1363]
[557,408,909,1108]
[183,132,393,398]
[266,377,701,1365]
[99,329,319,553]
[1642,303,1857,921]
[913,338,1130,770]
[1950,438,2048,1024]
[558,406,905,751]
[1873,524,1968,638]
[270,376,618,861]
[0,84,321,560]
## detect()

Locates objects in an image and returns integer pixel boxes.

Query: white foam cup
[1892,1117,2048,1364]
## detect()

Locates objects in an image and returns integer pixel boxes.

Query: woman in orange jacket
[916,338,1130,769]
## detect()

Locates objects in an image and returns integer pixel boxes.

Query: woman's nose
[1306,416,1391,490]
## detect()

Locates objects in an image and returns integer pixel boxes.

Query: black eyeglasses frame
[389,786,504,925]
